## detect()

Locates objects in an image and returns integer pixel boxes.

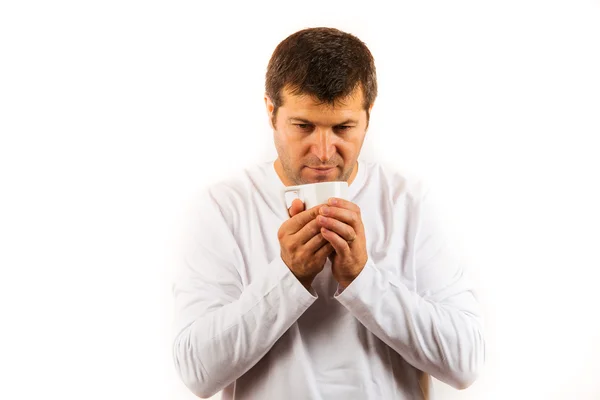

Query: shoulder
[361,159,430,206]
[205,174,250,208]
[200,161,264,202]
[199,161,273,226]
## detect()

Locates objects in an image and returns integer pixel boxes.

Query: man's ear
[366,102,375,130]
[264,94,275,130]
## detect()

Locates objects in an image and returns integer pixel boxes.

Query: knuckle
[284,238,296,252]
[346,228,353,239]
[310,220,321,234]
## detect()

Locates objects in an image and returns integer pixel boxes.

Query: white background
[1,1,599,399]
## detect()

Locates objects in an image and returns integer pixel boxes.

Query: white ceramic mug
[282,181,349,210]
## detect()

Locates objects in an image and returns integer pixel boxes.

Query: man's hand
[278,199,334,290]
[316,197,368,288]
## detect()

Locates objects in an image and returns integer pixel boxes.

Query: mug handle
[282,185,303,210]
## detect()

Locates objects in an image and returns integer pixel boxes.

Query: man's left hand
[316,197,368,288]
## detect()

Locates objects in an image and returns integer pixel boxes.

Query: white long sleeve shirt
[172,159,485,399]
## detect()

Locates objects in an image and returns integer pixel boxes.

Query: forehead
[279,86,365,119]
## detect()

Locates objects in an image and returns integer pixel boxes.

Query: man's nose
[312,128,336,162]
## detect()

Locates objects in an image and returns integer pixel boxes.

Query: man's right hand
[278,199,334,290]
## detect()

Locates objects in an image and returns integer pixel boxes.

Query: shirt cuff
[270,256,319,303]
[237,255,318,316]
[333,258,377,306]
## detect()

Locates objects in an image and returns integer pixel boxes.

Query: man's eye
[295,124,312,130]
[336,126,352,132]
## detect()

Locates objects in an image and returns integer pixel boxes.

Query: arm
[172,190,317,398]
[334,188,485,389]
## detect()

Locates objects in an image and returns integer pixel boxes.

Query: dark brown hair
[265,27,377,125]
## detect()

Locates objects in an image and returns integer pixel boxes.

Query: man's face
[266,86,371,186]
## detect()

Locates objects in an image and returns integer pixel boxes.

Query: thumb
[288,198,305,218]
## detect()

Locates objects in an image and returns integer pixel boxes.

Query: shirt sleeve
[333,186,485,390]
[172,189,317,398]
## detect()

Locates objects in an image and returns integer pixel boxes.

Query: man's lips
[304,166,338,180]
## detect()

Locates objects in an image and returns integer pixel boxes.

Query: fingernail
[329,198,337,205]
[321,206,329,215]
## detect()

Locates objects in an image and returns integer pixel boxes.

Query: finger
[295,218,322,244]
[288,198,305,218]
[319,206,360,230]
[285,204,323,234]
[317,215,357,242]
[327,198,361,214]
[314,242,334,260]
[303,231,329,253]
[321,227,350,255]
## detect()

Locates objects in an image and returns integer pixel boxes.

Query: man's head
[265,27,377,186]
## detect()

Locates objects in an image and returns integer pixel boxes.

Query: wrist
[335,269,361,289]
[298,277,314,291]
[337,280,352,289]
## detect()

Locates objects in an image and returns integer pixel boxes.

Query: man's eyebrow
[335,119,359,125]
[288,118,358,125]
[288,118,313,124]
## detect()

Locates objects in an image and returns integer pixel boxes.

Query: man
[172,27,484,399]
